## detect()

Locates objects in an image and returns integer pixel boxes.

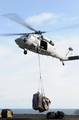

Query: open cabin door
[40,40,47,50]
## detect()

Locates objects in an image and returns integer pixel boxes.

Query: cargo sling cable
[38,53,44,95]
[32,53,51,112]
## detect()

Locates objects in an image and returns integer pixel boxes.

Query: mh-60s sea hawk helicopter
[1,14,79,65]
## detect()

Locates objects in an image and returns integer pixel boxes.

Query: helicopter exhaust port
[24,49,27,54]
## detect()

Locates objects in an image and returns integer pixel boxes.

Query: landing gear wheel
[24,50,27,55]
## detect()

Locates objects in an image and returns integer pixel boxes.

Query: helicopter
[1,14,79,65]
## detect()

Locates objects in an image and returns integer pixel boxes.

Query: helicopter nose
[15,38,20,45]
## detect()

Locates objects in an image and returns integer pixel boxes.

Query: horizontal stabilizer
[68,56,79,60]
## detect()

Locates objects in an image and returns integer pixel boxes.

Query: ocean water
[4,108,79,115]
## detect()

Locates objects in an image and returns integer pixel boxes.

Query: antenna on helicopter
[66,47,73,57]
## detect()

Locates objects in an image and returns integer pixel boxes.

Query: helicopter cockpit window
[40,40,47,50]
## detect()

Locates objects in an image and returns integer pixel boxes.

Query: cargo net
[32,54,51,112]
[32,92,51,112]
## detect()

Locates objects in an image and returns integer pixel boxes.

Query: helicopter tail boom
[68,55,79,61]
[57,55,79,65]
[61,55,79,61]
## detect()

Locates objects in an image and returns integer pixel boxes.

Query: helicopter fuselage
[15,34,58,58]
[15,33,79,65]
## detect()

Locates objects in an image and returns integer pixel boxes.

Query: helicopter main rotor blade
[3,13,37,32]
[0,33,29,36]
